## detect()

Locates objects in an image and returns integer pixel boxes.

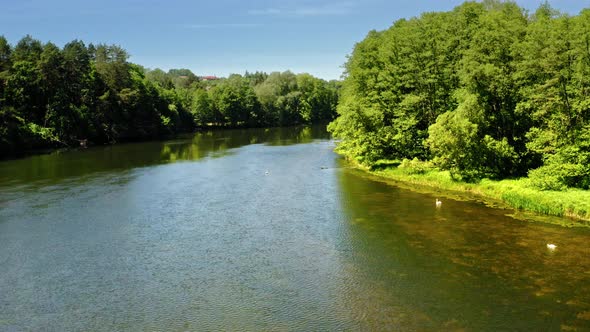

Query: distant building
[200,76,219,81]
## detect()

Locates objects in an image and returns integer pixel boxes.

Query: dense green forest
[0,36,338,157]
[329,1,590,191]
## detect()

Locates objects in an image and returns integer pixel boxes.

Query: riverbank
[348,160,590,226]
[1,123,330,162]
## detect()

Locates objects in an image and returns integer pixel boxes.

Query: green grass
[362,164,590,226]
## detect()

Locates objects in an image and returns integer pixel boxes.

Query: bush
[398,158,433,175]
[527,168,566,191]
[527,163,589,191]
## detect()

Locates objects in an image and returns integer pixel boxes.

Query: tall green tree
[515,6,590,188]
[211,74,261,126]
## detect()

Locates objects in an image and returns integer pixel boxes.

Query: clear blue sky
[1,0,588,80]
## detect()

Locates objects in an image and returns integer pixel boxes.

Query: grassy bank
[352,160,590,226]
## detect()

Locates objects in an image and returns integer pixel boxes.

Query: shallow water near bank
[1,126,590,331]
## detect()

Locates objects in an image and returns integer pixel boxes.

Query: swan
[435,199,442,207]
[547,243,557,250]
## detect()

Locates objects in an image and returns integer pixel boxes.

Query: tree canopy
[329,1,590,190]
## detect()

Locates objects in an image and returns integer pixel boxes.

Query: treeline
[329,1,590,190]
[145,69,339,127]
[0,36,338,157]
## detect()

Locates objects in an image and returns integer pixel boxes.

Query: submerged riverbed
[1,126,590,331]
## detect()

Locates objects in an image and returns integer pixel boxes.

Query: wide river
[1,126,590,331]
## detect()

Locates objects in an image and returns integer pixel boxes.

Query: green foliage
[330,1,590,190]
[0,107,29,154]
[11,35,42,63]
[427,110,481,181]
[190,88,217,125]
[0,35,340,158]
[329,8,468,163]
[145,68,174,89]
[167,68,198,89]
[528,149,590,191]
[187,70,337,129]
[398,158,433,175]
[0,36,196,157]
[27,122,59,143]
[527,166,568,191]
[210,74,261,126]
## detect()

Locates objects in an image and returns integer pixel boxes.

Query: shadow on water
[336,166,590,331]
[0,125,328,186]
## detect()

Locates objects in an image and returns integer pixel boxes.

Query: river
[1,126,590,331]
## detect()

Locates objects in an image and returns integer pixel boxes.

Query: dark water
[1,126,590,331]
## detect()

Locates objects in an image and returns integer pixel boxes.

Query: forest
[0,36,339,158]
[328,1,590,191]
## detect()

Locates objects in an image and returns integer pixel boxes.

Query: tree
[94,44,130,91]
[515,7,590,189]
[211,74,261,126]
[146,68,174,89]
[168,68,198,89]
[254,71,301,125]
[0,36,12,105]
[191,88,220,126]
[296,73,337,122]
[11,35,42,63]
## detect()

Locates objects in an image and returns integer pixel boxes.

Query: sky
[1,0,589,80]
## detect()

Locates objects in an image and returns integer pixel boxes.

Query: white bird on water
[547,243,557,250]
[435,199,442,207]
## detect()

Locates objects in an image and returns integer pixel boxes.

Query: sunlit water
[1,126,590,331]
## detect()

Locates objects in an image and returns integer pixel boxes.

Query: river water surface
[1,126,590,331]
